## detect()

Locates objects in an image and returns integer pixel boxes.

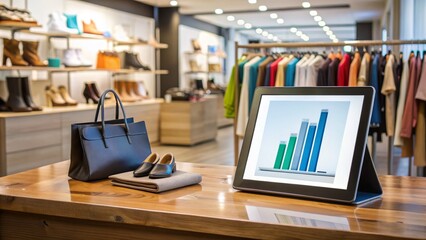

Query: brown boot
[22,41,47,66]
[3,39,28,66]
[117,80,136,102]
[125,81,141,101]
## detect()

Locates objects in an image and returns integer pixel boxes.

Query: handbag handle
[97,89,132,148]
[94,92,119,122]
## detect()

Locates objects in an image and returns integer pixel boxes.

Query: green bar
[282,134,297,170]
[274,141,287,169]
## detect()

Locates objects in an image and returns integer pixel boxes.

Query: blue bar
[299,124,317,171]
[291,120,309,170]
[308,110,329,172]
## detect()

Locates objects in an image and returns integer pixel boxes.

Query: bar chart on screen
[259,109,335,177]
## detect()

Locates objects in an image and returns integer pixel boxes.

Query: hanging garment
[238,59,249,84]
[248,56,267,111]
[413,53,422,128]
[294,55,308,86]
[370,54,381,125]
[381,54,396,136]
[400,56,418,138]
[349,52,361,86]
[275,56,292,87]
[263,61,273,86]
[306,55,325,86]
[317,58,331,86]
[394,59,410,146]
[337,54,351,86]
[298,54,316,86]
[269,57,283,86]
[224,58,246,118]
[357,52,371,86]
[414,52,426,167]
[285,58,299,86]
[257,56,273,87]
[237,56,261,137]
[327,58,340,86]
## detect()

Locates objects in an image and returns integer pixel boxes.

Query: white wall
[0,0,157,105]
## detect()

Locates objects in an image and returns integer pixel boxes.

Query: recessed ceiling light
[248,0,257,4]
[318,21,326,27]
[303,37,310,41]
[330,34,336,39]
[244,23,252,29]
[333,39,338,43]
[309,10,317,16]
[237,19,245,25]
[258,5,267,11]
[227,15,235,21]
[268,34,274,39]
[301,34,307,38]
[276,18,284,24]
[302,1,311,8]
[323,26,330,31]
[314,16,322,22]
[290,27,297,33]
[296,31,303,36]
[262,31,269,36]
[169,0,178,6]
[215,8,223,14]
[270,13,278,19]
[255,28,263,34]
[273,36,278,41]
[326,30,333,36]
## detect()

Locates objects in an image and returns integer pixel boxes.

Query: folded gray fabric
[109,170,202,193]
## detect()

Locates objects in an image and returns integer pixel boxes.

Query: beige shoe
[45,85,67,107]
[58,85,78,106]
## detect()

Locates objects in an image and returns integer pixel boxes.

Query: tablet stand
[353,147,383,204]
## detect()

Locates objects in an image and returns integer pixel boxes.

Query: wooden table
[0,161,425,240]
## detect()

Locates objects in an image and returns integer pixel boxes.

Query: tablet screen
[242,94,364,190]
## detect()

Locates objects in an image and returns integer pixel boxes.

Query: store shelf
[184,51,227,58]
[184,71,223,74]
[115,40,168,49]
[0,66,168,74]
[0,21,41,30]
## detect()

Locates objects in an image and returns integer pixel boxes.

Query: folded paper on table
[109,170,202,193]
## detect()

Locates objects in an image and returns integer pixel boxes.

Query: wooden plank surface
[0,161,425,239]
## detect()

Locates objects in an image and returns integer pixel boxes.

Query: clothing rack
[233,39,426,176]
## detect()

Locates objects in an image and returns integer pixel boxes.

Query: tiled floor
[152,126,423,177]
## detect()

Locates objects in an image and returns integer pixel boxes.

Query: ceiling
[135,0,386,42]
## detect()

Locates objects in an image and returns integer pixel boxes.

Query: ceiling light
[318,21,326,27]
[273,36,278,41]
[314,16,322,22]
[276,18,284,24]
[215,8,223,14]
[290,27,297,33]
[258,5,267,11]
[255,28,263,34]
[169,0,178,6]
[301,34,307,38]
[237,19,245,25]
[322,26,330,31]
[262,31,268,36]
[330,34,336,39]
[248,0,257,4]
[270,13,278,19]
[227,15,235,21]
[268,34,274,39]
[303,37,310,41]
[302,1,311,8]
[244,23,252,29]
[333,39,339,43]
[296,31,303,36]
[326,30,333,36]
[309,10,317,16]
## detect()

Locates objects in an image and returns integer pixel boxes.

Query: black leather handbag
[68,89,151,181]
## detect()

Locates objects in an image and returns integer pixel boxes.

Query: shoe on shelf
[125,81,142,101]
[0,5,21,23]
[133,152,160,177]
[83,82,99,104]
[6,77,32,112]
[47,12,79,34]
[58,85,78,106]
[133,81,149,99]
[45,85,67,107]
[114,80,137,102]
[149,153,176,179]
[75,49,92,67]
[122,51,150,70]
[191,39,202,52]
[12,8,37,24]
[0,97,8,111]
[82,19,103,35]
[62,49,83,67]
[21,77,42,111]
[64,13,80,34]
[3,39,28,66]
[22,41,47,67]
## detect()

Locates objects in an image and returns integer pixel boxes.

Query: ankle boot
[116,80,135,102]
[0,97,8,111]
[45,85,67,107]
[123,52,150,70]
[83,83,99,104]
[125,81,141,101]
[21,77,42,111]
[58,85,78,106]
[6,77,31,112]
[22,41,47,67]
[3,39,28,66]
[133,81,149,99]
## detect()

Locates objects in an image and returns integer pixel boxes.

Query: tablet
[233,87,382,204]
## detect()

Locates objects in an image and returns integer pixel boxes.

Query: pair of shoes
[0,4,37,24]
[63,49,92,67]
[47,12,79,34]
[6,76,42,112]
[114,80,149,102]
[45,85,78,107]
[3,39,46,66]
[119,51,150,70]
[133,153,176,179]
[83,82,106,104]
[82,19,103,35]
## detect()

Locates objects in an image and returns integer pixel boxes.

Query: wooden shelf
[0,66,168,74]
[184,71,223,74]
[184,51,227,58]
[0,21,41,30]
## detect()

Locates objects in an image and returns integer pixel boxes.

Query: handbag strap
[94,91,119,122]
[98,89,132,148]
